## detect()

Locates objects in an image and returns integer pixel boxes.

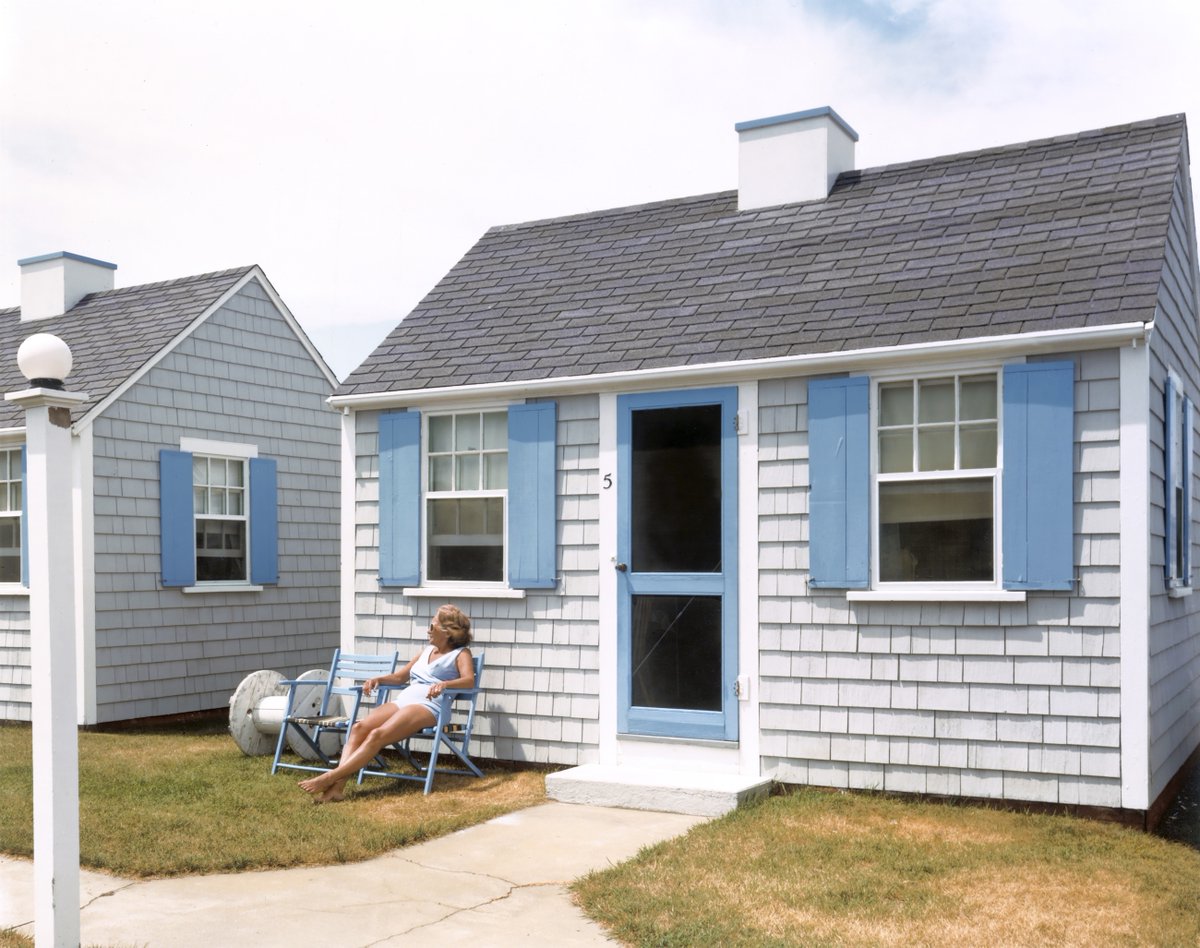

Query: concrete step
[545,763,772,817]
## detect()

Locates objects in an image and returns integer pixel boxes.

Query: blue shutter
[508,401,558,588]
[1184,395,1194,585]
[249,458,278,585]
[160,449,196,587]
[1002,361,1075,590]
[1164,376,1178,582]
[379,411,421,586]
[809,376,870,588]
[20,447,28,588]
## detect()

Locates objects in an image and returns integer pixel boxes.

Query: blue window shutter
[508,401,558,588]
[809,376,870,588]
[160,449,196,587]
[1164,376,1178,582]
[1002,361,1075,590]
[379,411,421,586]
[20,446,28,588]
[1184,395,1194,585]
[249,458,278,585]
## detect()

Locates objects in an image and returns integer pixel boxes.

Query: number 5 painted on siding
[603,473,613,490]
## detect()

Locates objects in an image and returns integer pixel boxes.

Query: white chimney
[736,107,858,211]
[18,251,117,321]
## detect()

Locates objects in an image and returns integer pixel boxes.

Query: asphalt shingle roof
[338,114,1187,397]
[0,266,253,427]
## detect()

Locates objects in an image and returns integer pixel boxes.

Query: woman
[299,604,474,803]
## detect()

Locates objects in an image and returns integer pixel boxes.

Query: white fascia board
[0,427,26,444]
[73,267,339,433]
[329,321,1152,412]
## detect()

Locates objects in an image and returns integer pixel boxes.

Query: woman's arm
[428,649,476,699]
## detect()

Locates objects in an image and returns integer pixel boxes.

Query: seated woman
[299,604,475,803]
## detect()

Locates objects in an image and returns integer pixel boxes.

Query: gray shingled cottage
[0,254,341,724]
[330,109,1200,824]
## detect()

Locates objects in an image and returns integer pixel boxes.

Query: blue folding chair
[271,649,398,775]
[357,652,485,794]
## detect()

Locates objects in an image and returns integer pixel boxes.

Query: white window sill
[0,583,29,597]
[1168,584,1194,599]
[847,589,1027,603]
[182,584,264,594]
[401,585,527,600]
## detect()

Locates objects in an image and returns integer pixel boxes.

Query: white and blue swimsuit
[390,645,465,718]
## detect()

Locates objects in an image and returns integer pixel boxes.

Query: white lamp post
[6,333,87,948]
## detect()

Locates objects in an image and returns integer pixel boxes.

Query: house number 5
[603,473,613,490]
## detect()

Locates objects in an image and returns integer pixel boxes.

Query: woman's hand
[428,682,444,698]
[363,677,379,697]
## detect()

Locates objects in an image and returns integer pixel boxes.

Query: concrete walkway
[0,802,706,946]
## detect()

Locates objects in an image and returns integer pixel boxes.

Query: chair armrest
[278,678,329,688]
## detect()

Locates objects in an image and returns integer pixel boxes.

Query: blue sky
[2,0,1198,380]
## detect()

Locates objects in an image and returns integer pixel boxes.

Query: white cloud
[2,0,1197,378]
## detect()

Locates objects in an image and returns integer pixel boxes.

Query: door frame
[615,385,739,741]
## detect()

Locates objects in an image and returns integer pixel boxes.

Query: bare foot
[318,785,346,803]
[298,775,332,797]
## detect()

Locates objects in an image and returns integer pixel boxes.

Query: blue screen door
[616,387,738,741]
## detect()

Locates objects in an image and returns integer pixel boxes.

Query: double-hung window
[0,447,23,585]
[159,440,278,590]
[426,410,508,583]
[809,360,1074,595]
[1165,371,1194,593]
[378,402,557,591]
[876,373,998,585]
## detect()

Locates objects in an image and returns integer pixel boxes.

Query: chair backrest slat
[318,649,398,715]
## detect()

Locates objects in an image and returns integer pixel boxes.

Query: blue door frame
[616,386,739,741]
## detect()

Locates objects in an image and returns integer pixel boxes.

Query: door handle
[615,562,628,572]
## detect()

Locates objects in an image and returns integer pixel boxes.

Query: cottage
[0,254,341,724]
[330,109,1200,823]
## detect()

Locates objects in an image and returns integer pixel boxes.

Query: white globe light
[17,333,73,387]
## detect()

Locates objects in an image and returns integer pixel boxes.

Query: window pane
[429,455,453,492]
[9,482,18,512]
[631,404,722,573]
[879,429,913,474]
[631,594,722,711]
[427,497,503,582]
[960,425,997,469]
[918,428,954,471]
[194,486,207,515]
[0,490,8,515]
[456,454,481,491]
[918,380,955,424]
[482,412,507,450]
[227,488,244,516]
[211,460,227,487]
[193,456,208,485]
[228,462,244,487]
[960,376,997,421]
[879,478,993,581]
[879,383,913,427]
[210,488,226,515]
[195,520,245,582]
[429,415,453,453]
[484,453,508,490]
[456,414,481,451]
[0,452,8,480]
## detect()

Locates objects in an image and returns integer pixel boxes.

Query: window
[378,402,557,590]
[0,448,22,584]
[193,455,247,582]
[1165,371,1194,591]
[809,361,1074,593]
[426,410,507,583]
[876,374,998,584]
[159,443,277,589]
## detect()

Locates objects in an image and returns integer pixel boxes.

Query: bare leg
[299,703,436,801]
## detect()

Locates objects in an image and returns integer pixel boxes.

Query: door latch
[734,675,750,701]
[615,562,628,572]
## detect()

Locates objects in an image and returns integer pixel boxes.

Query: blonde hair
[436,604,472,648]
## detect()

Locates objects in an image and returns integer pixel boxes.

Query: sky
[2,0,1198,382]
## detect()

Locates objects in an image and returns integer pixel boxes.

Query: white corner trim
[399,585,526,600]
[339,410,357,654]
[75,425,97,725]
[598,392,619,767]
[180,437,258,458]
[1119,341,1151,811]
[736,380,761,777]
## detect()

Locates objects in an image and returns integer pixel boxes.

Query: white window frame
[0,445,22,591]
[419,406,509,591]
[869,362,1006,596]
[1166,369,1194,596]
[180,437,260,593]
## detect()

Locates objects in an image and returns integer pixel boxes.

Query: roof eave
[328,320,1154,411]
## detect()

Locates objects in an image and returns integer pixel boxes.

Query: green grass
[0,721,545,878]
[573,787,1200,947]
